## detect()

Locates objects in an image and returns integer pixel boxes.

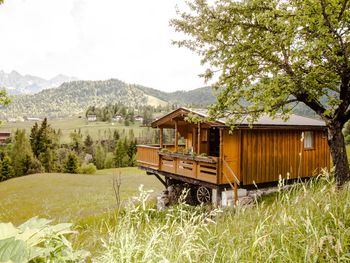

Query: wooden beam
[219,128,223,185]
[159,127,163,148]
[175,120,178,152]
[197,123,201,154]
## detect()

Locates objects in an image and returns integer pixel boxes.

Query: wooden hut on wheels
[136,107,330,205]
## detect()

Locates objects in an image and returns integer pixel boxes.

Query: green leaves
[171,0,350,124]
[0,217,89,263]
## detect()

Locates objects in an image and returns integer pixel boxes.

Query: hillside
[0,75,316,118]
[1,171,349,261]
[0,70,77,95]
[138,86,216,105]
[1,79,213,118]
[1,79,168,118]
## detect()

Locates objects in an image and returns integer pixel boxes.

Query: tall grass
[94,176,350,262]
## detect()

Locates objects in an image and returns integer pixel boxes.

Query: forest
[0,118,141,182]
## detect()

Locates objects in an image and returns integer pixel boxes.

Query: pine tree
[0,156,14,181]
[63,152,79,174]
[126,139,137,166]
[11,129,34,176]
[30,118,58,172]
[114,140,126,167]
[84,134,94,154]
[93,144,106,169]
[30,122,39,157]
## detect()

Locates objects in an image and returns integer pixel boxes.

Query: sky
[0,0,207,92]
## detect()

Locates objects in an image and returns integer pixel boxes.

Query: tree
[63,152,79,174]
[11,129,34,176]
[114,140,126,167]
[172,0,350,185]
[30,122,39,157]
[93,144,106,169]
[84,134,94,154]
[0,156,14,181]
[69,130,83,154]
[30,119,58,172]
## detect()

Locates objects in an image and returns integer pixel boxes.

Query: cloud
[0,0,206,91]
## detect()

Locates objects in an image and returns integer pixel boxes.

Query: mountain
[0,75,315,119]
[138,86,216,105]
[0,70,77,95]
[1,79,169,118]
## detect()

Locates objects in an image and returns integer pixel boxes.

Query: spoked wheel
[196,186,211,204]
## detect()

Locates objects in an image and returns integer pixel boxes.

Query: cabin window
[303,131,314,149]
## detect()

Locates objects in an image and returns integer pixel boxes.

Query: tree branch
[338,0,349,21]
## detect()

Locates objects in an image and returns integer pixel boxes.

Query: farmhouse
[87,114,97,122]
[112,115,123,122]
[135,115,144,122]
[136,107,330,205]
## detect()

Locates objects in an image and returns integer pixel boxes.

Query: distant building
[0,132,11,144]
[135,115,144,122]
[27,117,41,121]
[7,117,17,123]
[87,115,97,122]
[112,115,123,122]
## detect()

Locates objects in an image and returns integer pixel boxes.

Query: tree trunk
[327,121,350,186]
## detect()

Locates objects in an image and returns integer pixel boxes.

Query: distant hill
[1,79,169,118]
[0,75,316,119]
[0,70,77,95]
[137,86,216,105]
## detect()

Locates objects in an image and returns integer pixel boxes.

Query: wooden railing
[222,159,240,204]
[159,152,218,184]
[136,145,219,184]
[136,145,160,169]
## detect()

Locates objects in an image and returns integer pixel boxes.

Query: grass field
[0,167,163,225]
[0,117,147,143]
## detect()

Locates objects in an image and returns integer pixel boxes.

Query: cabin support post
[197,123,201,154]
[159,127,163,148]
[174,120,178,152]
[219,128,223,185]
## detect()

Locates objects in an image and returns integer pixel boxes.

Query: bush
[63,152,79,174]
[78,163,97,174]
[27,157,44,174]
[0,217,89,262]
[104,152,115,169]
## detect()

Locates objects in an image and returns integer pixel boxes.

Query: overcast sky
[0,0,207,92]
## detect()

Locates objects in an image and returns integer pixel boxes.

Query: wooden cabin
[136,107,330,204]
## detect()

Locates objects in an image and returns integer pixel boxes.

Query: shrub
[78,163,97,174]
[27,157,44,174]
[0,217,89,262]
[63,152,79,174]
[104,152,115,169]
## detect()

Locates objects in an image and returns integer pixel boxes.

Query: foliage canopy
[171,0,350,184]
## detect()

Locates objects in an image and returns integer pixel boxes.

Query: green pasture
[0,117,147,143]
[0,167,163,225]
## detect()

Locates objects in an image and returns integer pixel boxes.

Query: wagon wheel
[196,186,211,204]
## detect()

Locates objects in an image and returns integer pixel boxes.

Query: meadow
[1,167,350,261]
[0,167,163,225]
[0,117,147,143]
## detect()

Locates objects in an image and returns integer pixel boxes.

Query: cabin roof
[151,107,326,128]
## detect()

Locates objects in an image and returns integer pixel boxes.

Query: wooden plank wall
[241,129,330,185]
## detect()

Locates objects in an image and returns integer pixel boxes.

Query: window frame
[303,131,315,150]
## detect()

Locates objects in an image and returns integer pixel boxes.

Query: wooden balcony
[137,145,218,184]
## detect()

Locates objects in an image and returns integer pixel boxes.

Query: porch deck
[136,145,219,184]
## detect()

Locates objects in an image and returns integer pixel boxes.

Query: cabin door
[222,130,240,184]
